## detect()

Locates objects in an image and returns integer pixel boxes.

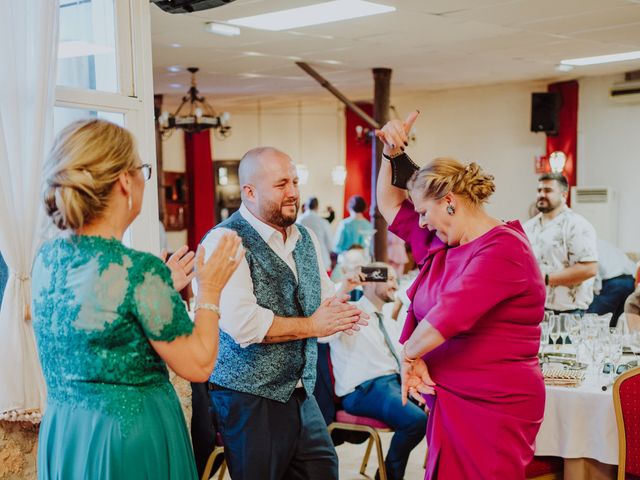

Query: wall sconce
[355,125,372,144]
[331,165,347,186]
[549,151,567,173]
[296,164,310,185]
[218,167,229,185]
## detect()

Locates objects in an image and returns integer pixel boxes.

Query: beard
[536,198,560,214]
[260,197,299,228]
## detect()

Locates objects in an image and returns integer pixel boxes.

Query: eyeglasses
[133,163,152,181]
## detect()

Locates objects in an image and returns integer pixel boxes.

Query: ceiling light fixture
[227,0,395,31]
[555,64,574,72]
[205,22,241,37]
[561,50,640,66]
[157,67,231,139]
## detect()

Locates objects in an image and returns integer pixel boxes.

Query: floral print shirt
[523,206,598,311]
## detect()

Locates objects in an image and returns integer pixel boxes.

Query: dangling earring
[128,195,133,211]
[446,204,455,215]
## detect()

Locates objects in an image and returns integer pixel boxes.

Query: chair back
[613,366,640,479]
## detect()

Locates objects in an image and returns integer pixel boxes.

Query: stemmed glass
[540,321,550,355]
[548,315,561,350]
[559,313,571,345]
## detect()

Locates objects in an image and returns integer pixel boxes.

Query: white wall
[391,81,548,223]
[160,73,640,252]
[578,73,640,252]
[160,101,346,251]
[212,101,346,223]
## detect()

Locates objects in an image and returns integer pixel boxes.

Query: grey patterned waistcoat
[208,211,321,402]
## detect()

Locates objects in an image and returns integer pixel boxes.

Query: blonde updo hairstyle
[407,157,495,206]
[43,119,139,230]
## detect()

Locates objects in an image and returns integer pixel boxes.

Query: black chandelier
[157,67,231,139]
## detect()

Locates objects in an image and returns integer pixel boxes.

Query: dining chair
[613,365,640,480]
[201,432,227,480]
[329,409,393,479]
[525,456,564,479]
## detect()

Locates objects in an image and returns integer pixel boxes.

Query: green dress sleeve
[131,253,194,342]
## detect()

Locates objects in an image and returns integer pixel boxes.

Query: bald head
[239,147,290,186]
[238,146,300,230]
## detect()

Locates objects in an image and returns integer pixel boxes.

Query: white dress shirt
[194,203,336,347]
[323,297,402,397]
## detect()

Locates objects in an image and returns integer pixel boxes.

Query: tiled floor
[336,432,427,480]
[214,432,428,479]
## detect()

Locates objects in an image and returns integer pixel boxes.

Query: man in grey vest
[197,147,367,479]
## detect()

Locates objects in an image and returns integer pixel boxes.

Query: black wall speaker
[531,92,561,135]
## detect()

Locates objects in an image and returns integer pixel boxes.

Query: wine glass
[539,321,550,355]
[548,315,561,350]
[559,313,571,345]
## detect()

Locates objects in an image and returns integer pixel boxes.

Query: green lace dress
[32,235,198,479]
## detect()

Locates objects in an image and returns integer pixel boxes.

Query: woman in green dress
[32,119,243,479]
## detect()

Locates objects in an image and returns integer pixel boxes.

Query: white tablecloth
[535,381,618,465]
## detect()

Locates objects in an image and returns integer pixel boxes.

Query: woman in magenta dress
[375,111,546,479]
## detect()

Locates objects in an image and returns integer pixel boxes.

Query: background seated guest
[376,111,546,480]
[387,231,409,278]
[298,196,334,271]
[199,147,367,480]
[322,262,427,480]
[523,173,598,315]
[624,286,640,331]
[588,238,636,326]
[33,119,243,479]
[334,194,374,254]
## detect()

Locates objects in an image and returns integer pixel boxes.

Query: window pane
[57,0,118,92]
[54,106,124,134]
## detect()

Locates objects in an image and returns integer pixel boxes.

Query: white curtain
[0,0,59,422]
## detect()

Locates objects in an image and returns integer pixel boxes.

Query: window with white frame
[54,0,159,252]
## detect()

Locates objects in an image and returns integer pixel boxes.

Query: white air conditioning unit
[610,80,640,104]
[570,187,618,243]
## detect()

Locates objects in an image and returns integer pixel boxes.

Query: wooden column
[154,94,166,223]
[371,68,392,262]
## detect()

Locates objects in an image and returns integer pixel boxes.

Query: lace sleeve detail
[131,253,193,342]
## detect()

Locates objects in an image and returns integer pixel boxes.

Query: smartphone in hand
[360,265,388,282]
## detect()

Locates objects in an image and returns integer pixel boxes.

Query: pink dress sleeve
[426,232,537,339]
[388,199,440,265]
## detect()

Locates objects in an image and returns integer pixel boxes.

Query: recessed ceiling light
[169,43,182,48]
[561,50,640,66]
[205,22,241,37]
[167,65,182,73]
[169,83,183,89]
[287,56,303,61]
[227,0,395,31]
[555,64,574,72]
[321,59,342,65]
[240,73,265,78]
[243,51,266,57]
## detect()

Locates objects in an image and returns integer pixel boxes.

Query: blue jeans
[341,374,427,480]
[588,275,635,326]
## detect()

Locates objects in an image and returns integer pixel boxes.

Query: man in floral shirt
[524,173,598,314]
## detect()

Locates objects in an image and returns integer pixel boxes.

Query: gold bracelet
[194,303,221,316]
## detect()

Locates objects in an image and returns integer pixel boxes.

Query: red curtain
[547,81,579,197]
[185,131,215,251]
[344,102,373,219]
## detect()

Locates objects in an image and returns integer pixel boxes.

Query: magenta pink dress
[390,200,546,480]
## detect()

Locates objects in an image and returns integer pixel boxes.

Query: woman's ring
[228,256,235,262]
